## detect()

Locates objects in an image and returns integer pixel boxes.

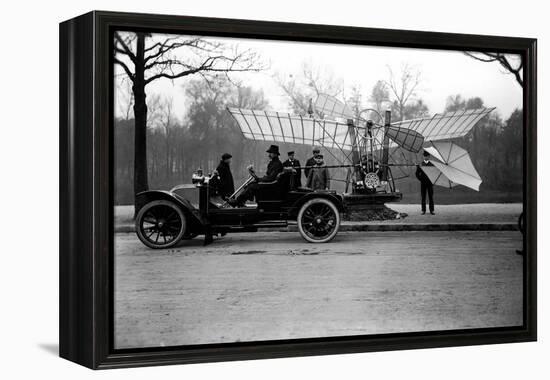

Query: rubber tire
[135,200,187,249]
[297,198,341,243]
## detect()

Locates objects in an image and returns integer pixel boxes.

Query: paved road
[114,230,523,349]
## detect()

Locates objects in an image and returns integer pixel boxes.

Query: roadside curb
[115,222,517,233]
[116,225,136,233]
[291,223,518,232]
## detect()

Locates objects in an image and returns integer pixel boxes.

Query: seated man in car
[228,144,284,207]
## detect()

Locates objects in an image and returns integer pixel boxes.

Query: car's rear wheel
[297,198,340,243]
[136,200,186,249]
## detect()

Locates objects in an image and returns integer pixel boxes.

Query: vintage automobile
[135,169,345,249]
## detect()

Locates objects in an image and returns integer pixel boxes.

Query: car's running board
[213,222,289,230]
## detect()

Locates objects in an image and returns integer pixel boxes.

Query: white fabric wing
[423,141,482,191]
[430,160,482,191]
[315,93,354,120]
[392,108,495,142]
[423,146,445,162]
[227,107,357,150]
[420,165,455,189]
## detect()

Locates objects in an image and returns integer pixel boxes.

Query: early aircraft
[227,94,493,200]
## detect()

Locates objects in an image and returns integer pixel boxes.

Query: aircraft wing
[314,93,354,120]
[227,107,356,151]
[391,108,495,142]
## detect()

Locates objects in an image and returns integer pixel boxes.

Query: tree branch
[114,32,136,63]
[464,51,523,87]
[114,57,134,81]
[464,51,498,63]
[144,50,262,85]
[144,37,211,63]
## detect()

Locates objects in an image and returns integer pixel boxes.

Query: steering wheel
[248,166,259,180]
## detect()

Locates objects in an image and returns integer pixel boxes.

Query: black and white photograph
[2,0,548,375]
[112,29,525,349]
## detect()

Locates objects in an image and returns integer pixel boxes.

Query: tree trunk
[165,134,171,180]
[133,33,148,215]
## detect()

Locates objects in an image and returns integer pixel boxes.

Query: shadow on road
[38,343,58,356]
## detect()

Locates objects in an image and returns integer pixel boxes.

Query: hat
[287,151,295,156]
[266,145,280,155]
[222,153,232,160]
[312,147,320,153]
[423,150,430,157]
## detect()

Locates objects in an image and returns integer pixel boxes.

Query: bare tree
[346,84,364,120]
[385,64,422,121]
[275,61,344,115]
[155,98,178,179]
[464,52,523,87]
[369,80,390,115]
[445,94,466,113]
[145,93,164,127]
[116,79,134,121]
[114,31,263,211]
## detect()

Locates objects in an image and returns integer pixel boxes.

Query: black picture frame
[59,10,537,369]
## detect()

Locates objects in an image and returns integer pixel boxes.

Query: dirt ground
[114,230,523,349]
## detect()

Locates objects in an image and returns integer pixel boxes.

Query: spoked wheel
[135,200,187,249]
[297,198,341,243]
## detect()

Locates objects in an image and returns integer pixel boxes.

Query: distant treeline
[114,80,523,205]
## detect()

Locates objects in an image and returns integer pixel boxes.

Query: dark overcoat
[214,160,235,198]
[259,156,284,182]
[415,161,434,186]
[306,165,330,190]
[304,156,317,180]
[283,158,302,187]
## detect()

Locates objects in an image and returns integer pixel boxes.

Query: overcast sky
[115,34,523,122]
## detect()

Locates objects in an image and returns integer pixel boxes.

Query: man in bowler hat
[415,150,435,215]
[229,145,284,207]
[283,151,302,188]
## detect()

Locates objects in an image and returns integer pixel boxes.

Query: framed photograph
[59,11,537,369]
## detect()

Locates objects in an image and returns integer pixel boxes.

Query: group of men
[287,146,330,191]
[208,145,436,214]
[209,145,330,207]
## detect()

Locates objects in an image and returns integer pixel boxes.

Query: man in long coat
[282,151,302,188]
[213,153,235,199]
[415,150,435,215]
[306,154,330,190]
[304,147,320,181]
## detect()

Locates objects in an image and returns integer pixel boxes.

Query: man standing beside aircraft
[283,151,302,188]
[415,150,435,215]
[306,154,330,190]
[304,147,320,181]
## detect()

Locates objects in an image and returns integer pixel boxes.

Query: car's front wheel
[135,200,187,249]
[297,198,341,243]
